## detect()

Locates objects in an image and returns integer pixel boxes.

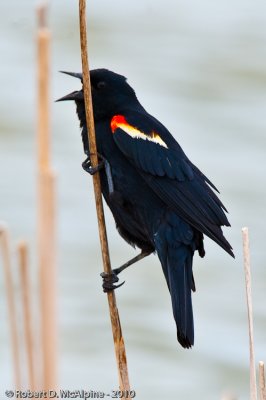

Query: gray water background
[0,1,266,399]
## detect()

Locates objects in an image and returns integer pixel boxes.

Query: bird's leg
[113,249,152,275]
[101,250,152,292]
[82,152,114,194]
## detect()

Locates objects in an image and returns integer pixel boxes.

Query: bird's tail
[155,220,195,348]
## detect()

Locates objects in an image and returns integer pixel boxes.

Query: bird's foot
[100,271,125,293]
[82,155,104,175]
[82,153,114,195]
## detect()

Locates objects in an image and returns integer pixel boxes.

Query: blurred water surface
[0,1,266,399]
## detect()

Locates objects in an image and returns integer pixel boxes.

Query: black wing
[111,110,234,257]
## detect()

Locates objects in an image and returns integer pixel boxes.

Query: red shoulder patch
[111,115,127,133]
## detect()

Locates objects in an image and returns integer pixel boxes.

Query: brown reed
[0,225,21,388]
[37,2,57,390]
[242,227,257,400]
[259,361,266,400]
[78,0,131,396]
[17,240,36,390]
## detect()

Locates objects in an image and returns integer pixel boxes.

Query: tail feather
[155,228,194,348]
[167,247,194,348]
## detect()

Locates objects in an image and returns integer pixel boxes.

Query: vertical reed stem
[37,3,57,390]
[37,3,50,171]
[78,0,131,395]
[259,361,266,400]
[0,225,21,388]
[18,240,36,390]
[242,227,257,400]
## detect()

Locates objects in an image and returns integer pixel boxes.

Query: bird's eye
[97,81,106,89]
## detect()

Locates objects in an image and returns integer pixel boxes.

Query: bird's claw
[100,271,125,292]
[82,153,114,195]
[82,155,104,175]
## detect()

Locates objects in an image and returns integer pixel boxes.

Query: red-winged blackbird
[57,69,234,349]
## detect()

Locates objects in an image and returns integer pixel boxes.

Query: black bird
[57,69,234,348]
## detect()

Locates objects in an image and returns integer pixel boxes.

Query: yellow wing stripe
[111,115,168,149]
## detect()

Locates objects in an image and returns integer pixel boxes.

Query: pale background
[0,1,266,399]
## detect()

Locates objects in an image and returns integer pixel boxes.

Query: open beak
[59,71,83,82]
[56,70,83,102]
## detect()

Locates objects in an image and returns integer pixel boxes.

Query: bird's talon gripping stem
[99,249,152,292]
[100,271,125,292]
[82,153,114,195]
[82,156,104,175]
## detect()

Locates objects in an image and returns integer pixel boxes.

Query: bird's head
[56,68,138,122]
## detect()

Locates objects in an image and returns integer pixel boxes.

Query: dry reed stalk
[0,224,21,388]
[37,2,50,171]
[37,3,57,390]
[17,240,36,390]
[78,0,131,395]
[259,361,266,400]
[242,227,257,400]
[38,171,57,389]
